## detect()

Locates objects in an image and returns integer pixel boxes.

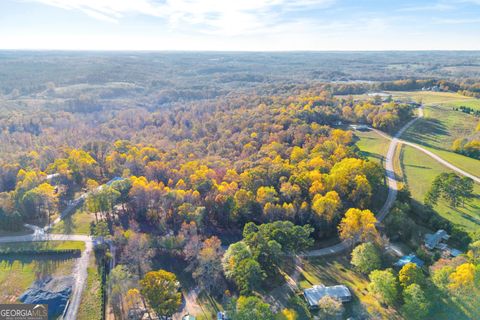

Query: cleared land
[0,241,83,303]
[400,145,480,232]
[51,210,94,235]
[388,91,480,177]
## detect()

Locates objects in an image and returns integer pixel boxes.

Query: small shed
[303,284,352,308]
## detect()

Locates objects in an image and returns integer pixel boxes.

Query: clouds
[24,0,337,35]
[3,0,480,50]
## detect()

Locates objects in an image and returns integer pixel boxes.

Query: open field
[388,91,477,105]
[354,129,390,165]
[400,145,480,233]
[51,210,94,235]
[380,91,480,178]
[0,241,82,303]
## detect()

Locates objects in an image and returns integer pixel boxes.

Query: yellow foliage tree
[448,263,475,292]
[338,208,378,243]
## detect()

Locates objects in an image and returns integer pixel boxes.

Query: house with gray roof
[424,229,449,250]
[303,284,352,308]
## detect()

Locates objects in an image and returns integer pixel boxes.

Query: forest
[1,52,480,319]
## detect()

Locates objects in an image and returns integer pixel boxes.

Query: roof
[106,177,126,186]
[448,248,463,257]
[425,229,449,250]
[182,315,196,320]
[393,254,425,268]
[303,284,352,306]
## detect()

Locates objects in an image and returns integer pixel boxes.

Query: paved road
[304,106,426,257]
[373,107,480,184]
[305,106,480,257]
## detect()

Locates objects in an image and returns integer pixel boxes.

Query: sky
[1,0,480,51]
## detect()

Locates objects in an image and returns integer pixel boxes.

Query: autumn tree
[311,191,341,222]
[317,296,344,319]
[192,236,225,294]
[398,263,425,288]
[448,263,476,292]
[140,270,181,319]
[21,182,58,223]
[338,208,379,244]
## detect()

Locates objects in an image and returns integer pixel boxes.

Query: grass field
[387,91,477,105]
[400,145,480,233]
[0,241,81,303]
[51,210,94,235]
[354,129,390,165]
[386,91,480,177]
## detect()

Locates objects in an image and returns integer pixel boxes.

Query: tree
[317,296,344,319]
[368,269,399,305]
[192,236,224,293]
[402,284,430,320]
[140,270,181,319]
[277,308,298,320]
[425,173,474,207]
[256,186,279,205]
[232,296,274,320]
[121,231,153,277]
[338,208,379,243]
[311,191,341,222]
[351,242,381,274]
[109,265,136,317]
[222,242,253,279]
[234,258,265,294]
[21,182,58,223]
[448,263,476,292]
[398,263,424,288]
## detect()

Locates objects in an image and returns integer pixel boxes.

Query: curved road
[304,106,479,257]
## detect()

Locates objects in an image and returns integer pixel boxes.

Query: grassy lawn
[300,255,401,319]
[400,145,480,233]
[0,241,80,303]
[77,254,102,320]
[354,129,390,165]
[386,91,480,177]
[51,210,94,235]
